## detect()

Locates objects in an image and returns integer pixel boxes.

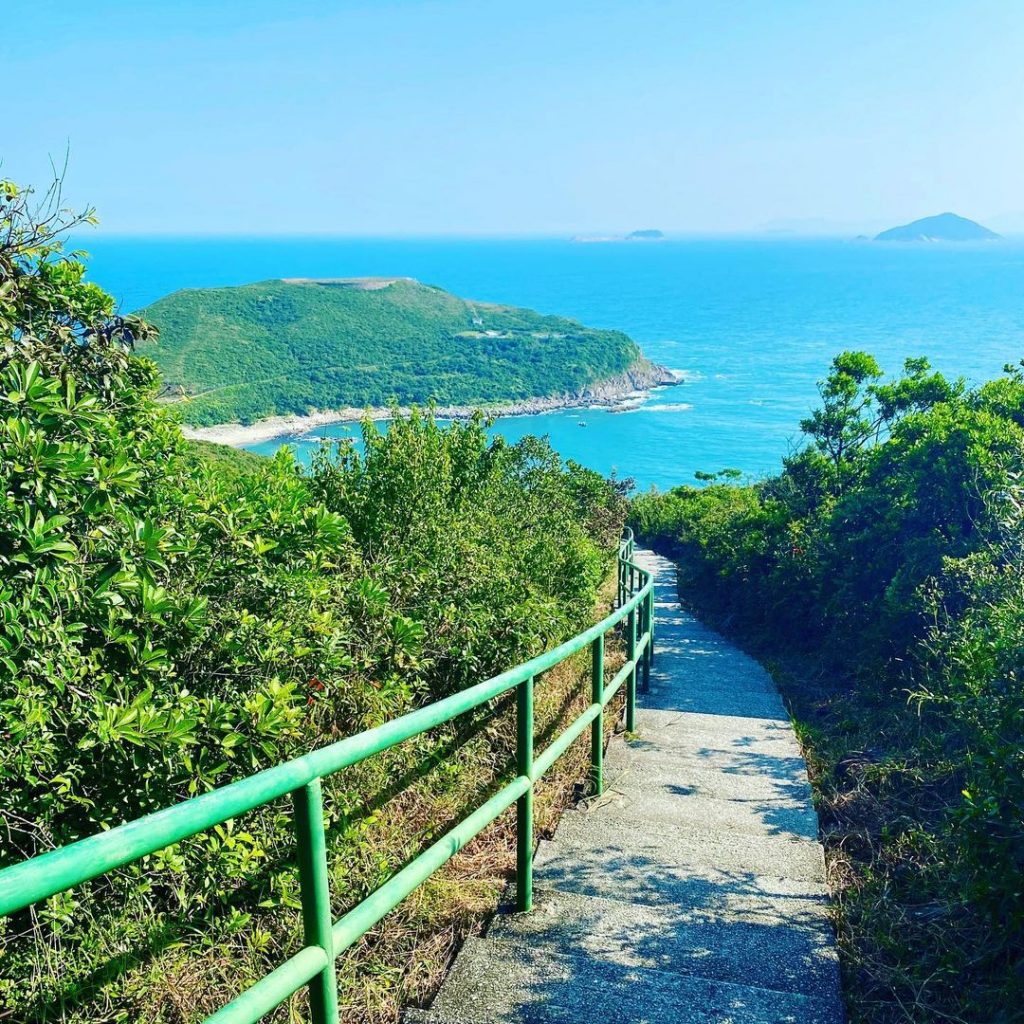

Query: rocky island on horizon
[572,228,666,243]
[875,212,1000,242]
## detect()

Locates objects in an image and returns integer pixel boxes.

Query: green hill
[137,278,657,426]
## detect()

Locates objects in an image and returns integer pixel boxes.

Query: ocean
[83,237,1024,491]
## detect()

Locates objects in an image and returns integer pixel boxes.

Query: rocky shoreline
[182,360,681,448]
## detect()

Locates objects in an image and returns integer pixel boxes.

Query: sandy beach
[181,365,682,447]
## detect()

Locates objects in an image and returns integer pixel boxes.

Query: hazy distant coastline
[572,228,665,243]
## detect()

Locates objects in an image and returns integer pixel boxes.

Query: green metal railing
[0,531,654,1024]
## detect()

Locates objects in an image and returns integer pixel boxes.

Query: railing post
[647,587,655,666]
[642,591,652,694]
[626,607,637,732]
[516,674,534,912]
[590,634,604,796]
[292,779,339,1024]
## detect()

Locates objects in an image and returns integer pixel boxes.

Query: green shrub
[630,352,1024,1022]
[0,179,626,1022]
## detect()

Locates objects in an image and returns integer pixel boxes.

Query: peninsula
[137,278,678,441]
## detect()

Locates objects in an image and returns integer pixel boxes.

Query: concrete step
[646,656,777,687]
[610,742,811,784]
[489,886,840,998]
[588,786,818,841]
[605,733,812,786]
[645,641,775,692]
[639,685,789,720]
[417,935,844,1024]
[603,739,814,801]
[628,712,804,763]
[635,708,804,745]
[545,813,826,885]
[645,662,778,694]
[533,835,830,930]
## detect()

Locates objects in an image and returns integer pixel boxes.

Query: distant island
[572,229,665,243]
[138,278,678,441]
[875,212,1000,242]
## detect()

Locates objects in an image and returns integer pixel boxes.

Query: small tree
[799,350,960,493]
[1,177,153,390]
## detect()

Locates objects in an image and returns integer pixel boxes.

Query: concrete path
[409,549,844,1024]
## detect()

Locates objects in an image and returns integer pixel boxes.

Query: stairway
[408,549,845,1024]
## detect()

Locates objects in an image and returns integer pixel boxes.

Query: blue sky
[5,1,1023,236]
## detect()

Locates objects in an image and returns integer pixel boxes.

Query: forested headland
[138,278,667,427]
[630,351,1024,1023]
[0,181,629,1021]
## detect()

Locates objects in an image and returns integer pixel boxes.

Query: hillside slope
[138,278,665,426]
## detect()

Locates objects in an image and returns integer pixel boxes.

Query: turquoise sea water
[85,237,1024,490]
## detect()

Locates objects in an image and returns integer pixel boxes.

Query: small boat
[577,420,587,427]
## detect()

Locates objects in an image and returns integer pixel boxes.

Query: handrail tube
[207,777,531,1024]
[0,757,315,917]
[626,607,638,732]
[515,675,535,912]
[0,538,654,1024]
[0,671,514,916]
[590,635,604,796]
[531,702,601,781]
[205,945,328,1024]
[602,661,633,707]
[0,581,652,917]
[293,780,338,1023]
[331,775,530,955]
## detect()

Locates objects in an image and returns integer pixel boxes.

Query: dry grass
[766,657,985,1024]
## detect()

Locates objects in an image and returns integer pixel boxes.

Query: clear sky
[5,0,1023,236]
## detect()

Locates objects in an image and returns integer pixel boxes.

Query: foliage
[137,279,647,425]
[630,352,1024,1022]
[188,438,269,476]
[0,180,626,1022]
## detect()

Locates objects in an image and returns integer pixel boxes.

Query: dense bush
[630,351,1024,1021]
[0,180,626,1021]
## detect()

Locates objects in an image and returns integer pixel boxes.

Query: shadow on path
[411,548,845,1024]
